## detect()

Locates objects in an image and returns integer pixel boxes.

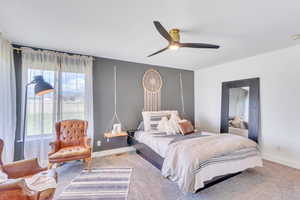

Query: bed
[130,130,262,193]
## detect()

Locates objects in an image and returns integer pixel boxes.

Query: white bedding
[134,131,215,158]
[135,131,263,192]
[134,131,174,157]
[162,134,261,192]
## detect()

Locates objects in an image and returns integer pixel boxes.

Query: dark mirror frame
[220,78,260,143]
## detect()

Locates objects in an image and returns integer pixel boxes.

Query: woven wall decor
[143,68,163,111]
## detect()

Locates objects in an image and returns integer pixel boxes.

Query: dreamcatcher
[143,69,163,111]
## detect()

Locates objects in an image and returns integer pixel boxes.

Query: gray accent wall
[93,58,194,151]
[13,47,194,159]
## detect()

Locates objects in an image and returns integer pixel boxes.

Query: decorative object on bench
[48,120,92,170]
[104,66,126,142]
[143,68,163,111]
[21,75,54,159]
[0,139,57,200]
[57,168,132,200]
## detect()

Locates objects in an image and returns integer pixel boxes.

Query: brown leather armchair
[48,120,92,170]
[0,139,57,200]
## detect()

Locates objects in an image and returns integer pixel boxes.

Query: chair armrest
[47,169,58,182]
[0,179,39,200]
[49,141,59,155]
[84,137,91,149]
[3,158,47,179]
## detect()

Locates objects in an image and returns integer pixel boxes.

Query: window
[61,72,85,120]
[26,69,85,136]
[27,69,55,136]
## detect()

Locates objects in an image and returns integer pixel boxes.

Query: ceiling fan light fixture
[169,44,179,50]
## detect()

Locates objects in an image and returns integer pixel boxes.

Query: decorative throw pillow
[142,110,178,132]
[157,117,178,135]
[231,116,242,128]
[241,121,248,129]
[178,120,194,135]
[168,113,181,134]
[157,116,169,132]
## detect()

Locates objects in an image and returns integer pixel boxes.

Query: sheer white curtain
[21,48,94,166]
[60,54,94,141]
[0,36,16,163]
[21,48,60,166]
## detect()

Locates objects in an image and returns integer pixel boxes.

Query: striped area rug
[57,168,132,200]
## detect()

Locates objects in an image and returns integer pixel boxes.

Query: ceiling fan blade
[153,21,173,43]
[180,43,220,49]
[147,46,169,57]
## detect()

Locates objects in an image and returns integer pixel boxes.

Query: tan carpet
[54,152,300,200]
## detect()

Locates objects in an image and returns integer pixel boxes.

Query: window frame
[25,68,86,138]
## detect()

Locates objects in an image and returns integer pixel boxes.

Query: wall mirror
[220,78,260,142]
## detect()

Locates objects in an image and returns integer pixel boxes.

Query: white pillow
[166,122,178,135]
[157,116,169,132]
[142,110,179,132]
[157,115,180,135]
[169,113,181,134]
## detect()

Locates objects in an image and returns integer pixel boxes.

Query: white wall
[195,45,300,169]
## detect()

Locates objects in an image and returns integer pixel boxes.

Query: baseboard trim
[92,146,136,158]
[262,153,300,170]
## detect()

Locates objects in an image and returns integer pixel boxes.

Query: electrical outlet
[97,140,101,146]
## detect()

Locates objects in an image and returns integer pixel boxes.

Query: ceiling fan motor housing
[169,29,180,42]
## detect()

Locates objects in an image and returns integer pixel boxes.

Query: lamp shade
[33,75,54,96]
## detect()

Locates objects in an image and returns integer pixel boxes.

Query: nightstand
[104,131,128,142]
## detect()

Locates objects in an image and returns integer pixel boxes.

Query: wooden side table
[104,131,128,142]
[103,130,137,146]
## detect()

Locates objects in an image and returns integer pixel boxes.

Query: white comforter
[161,134,260,192]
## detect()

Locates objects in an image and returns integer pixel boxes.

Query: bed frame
[130,138,242,192]
[129,78,260,192]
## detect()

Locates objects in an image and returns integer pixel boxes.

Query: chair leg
[48,162,54,169]
[84,157,92,172]
[50,163,59,169]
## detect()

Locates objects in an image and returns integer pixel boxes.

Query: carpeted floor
[54,152,300,200]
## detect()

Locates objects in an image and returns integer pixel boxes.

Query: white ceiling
[1,0,300,70]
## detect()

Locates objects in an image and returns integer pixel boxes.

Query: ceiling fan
[148,21,220,57]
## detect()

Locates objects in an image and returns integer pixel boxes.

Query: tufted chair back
[55,120,88,148]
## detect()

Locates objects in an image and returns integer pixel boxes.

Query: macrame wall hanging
[143,68,163,111]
